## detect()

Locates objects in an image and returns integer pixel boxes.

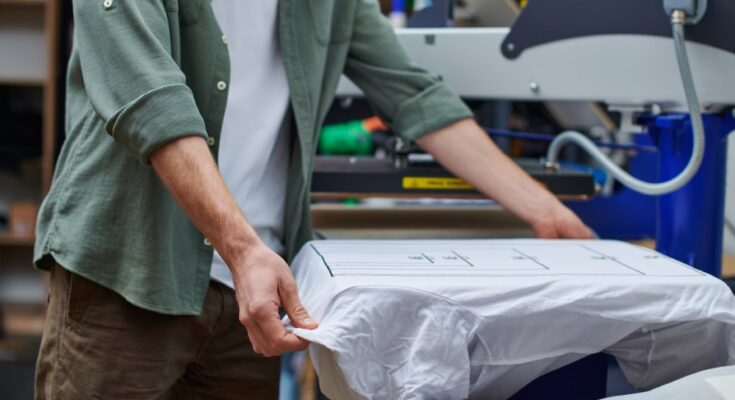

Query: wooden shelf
[0,0,45,7]
[0,0,58,332]
[0,235,35,247]
[0,78,45,87]
[724,253,735,278]
[2,303,46,337]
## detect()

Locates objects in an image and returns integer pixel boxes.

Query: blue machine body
[651,113,734,276]
[570,112,734,277]
[487,1,735,397]
[542,113,734,400]
[567,134,659,240]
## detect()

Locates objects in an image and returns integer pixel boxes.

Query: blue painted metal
[485,128,659,153]
[649,112,735,276]
[560,162,609,188]
[566,133,659,240]
[567,112,734,276]
[549,114,732,400]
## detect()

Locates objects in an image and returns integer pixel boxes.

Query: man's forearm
[150,135,317,354]
[150,136,258,267]
[416,119,562,227]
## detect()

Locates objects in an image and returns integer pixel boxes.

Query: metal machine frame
[338,28,735,109]
[335,16,735,277]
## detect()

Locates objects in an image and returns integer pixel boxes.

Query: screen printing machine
[293,1,735,399]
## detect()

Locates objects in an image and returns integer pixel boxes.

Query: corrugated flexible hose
[545,13,705,196]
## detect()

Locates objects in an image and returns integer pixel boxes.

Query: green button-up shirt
[34,0,473,315]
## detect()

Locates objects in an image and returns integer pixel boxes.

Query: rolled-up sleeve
[344,0,474,142]
[73,0,208,164]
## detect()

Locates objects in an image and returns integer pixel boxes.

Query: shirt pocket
[308,0,355,45]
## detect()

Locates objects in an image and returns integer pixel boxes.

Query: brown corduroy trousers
[35,263,280,399]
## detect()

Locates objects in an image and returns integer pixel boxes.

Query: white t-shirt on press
[289,239,735,400]
[209,0,291,287]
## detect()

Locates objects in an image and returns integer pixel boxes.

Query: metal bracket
[663,0,708,24]
[501,0,731,60]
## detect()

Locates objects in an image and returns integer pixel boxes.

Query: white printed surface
[310,240,702,277]
[706,375,735,399]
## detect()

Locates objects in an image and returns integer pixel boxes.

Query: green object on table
[319,120,374,155]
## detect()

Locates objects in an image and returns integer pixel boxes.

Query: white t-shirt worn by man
[209,1,291,287]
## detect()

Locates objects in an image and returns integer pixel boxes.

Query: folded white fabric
[289,240,735,400]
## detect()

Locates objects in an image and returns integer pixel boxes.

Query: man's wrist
[220,230,263,271]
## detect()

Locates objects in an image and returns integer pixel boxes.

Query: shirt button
[206,137,216,146]
[217,81,227,91]
[103,0,113,8]
[203,238,212,247]
[222,35,229,45]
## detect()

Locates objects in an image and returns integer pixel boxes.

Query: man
[34,0,594,398]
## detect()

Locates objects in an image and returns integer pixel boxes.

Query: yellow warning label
[402,177,474,190]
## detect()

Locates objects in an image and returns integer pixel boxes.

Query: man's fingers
[278,278,318,330]
[258,313,311,354]
[277,333,311,353]
[243,301,310,356]
[240,299,284,356]
[580,225,597,239]
[240,317,269,356]
[563,215,596,239]
[534,223,559,239]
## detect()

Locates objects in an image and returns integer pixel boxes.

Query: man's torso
[34,0,360,315]
[209,0,291,287]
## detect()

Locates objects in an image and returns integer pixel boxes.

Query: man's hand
[150,136,317,357]
[417,119,595,240]
[231,242,318,357]
[530,204,595,239]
